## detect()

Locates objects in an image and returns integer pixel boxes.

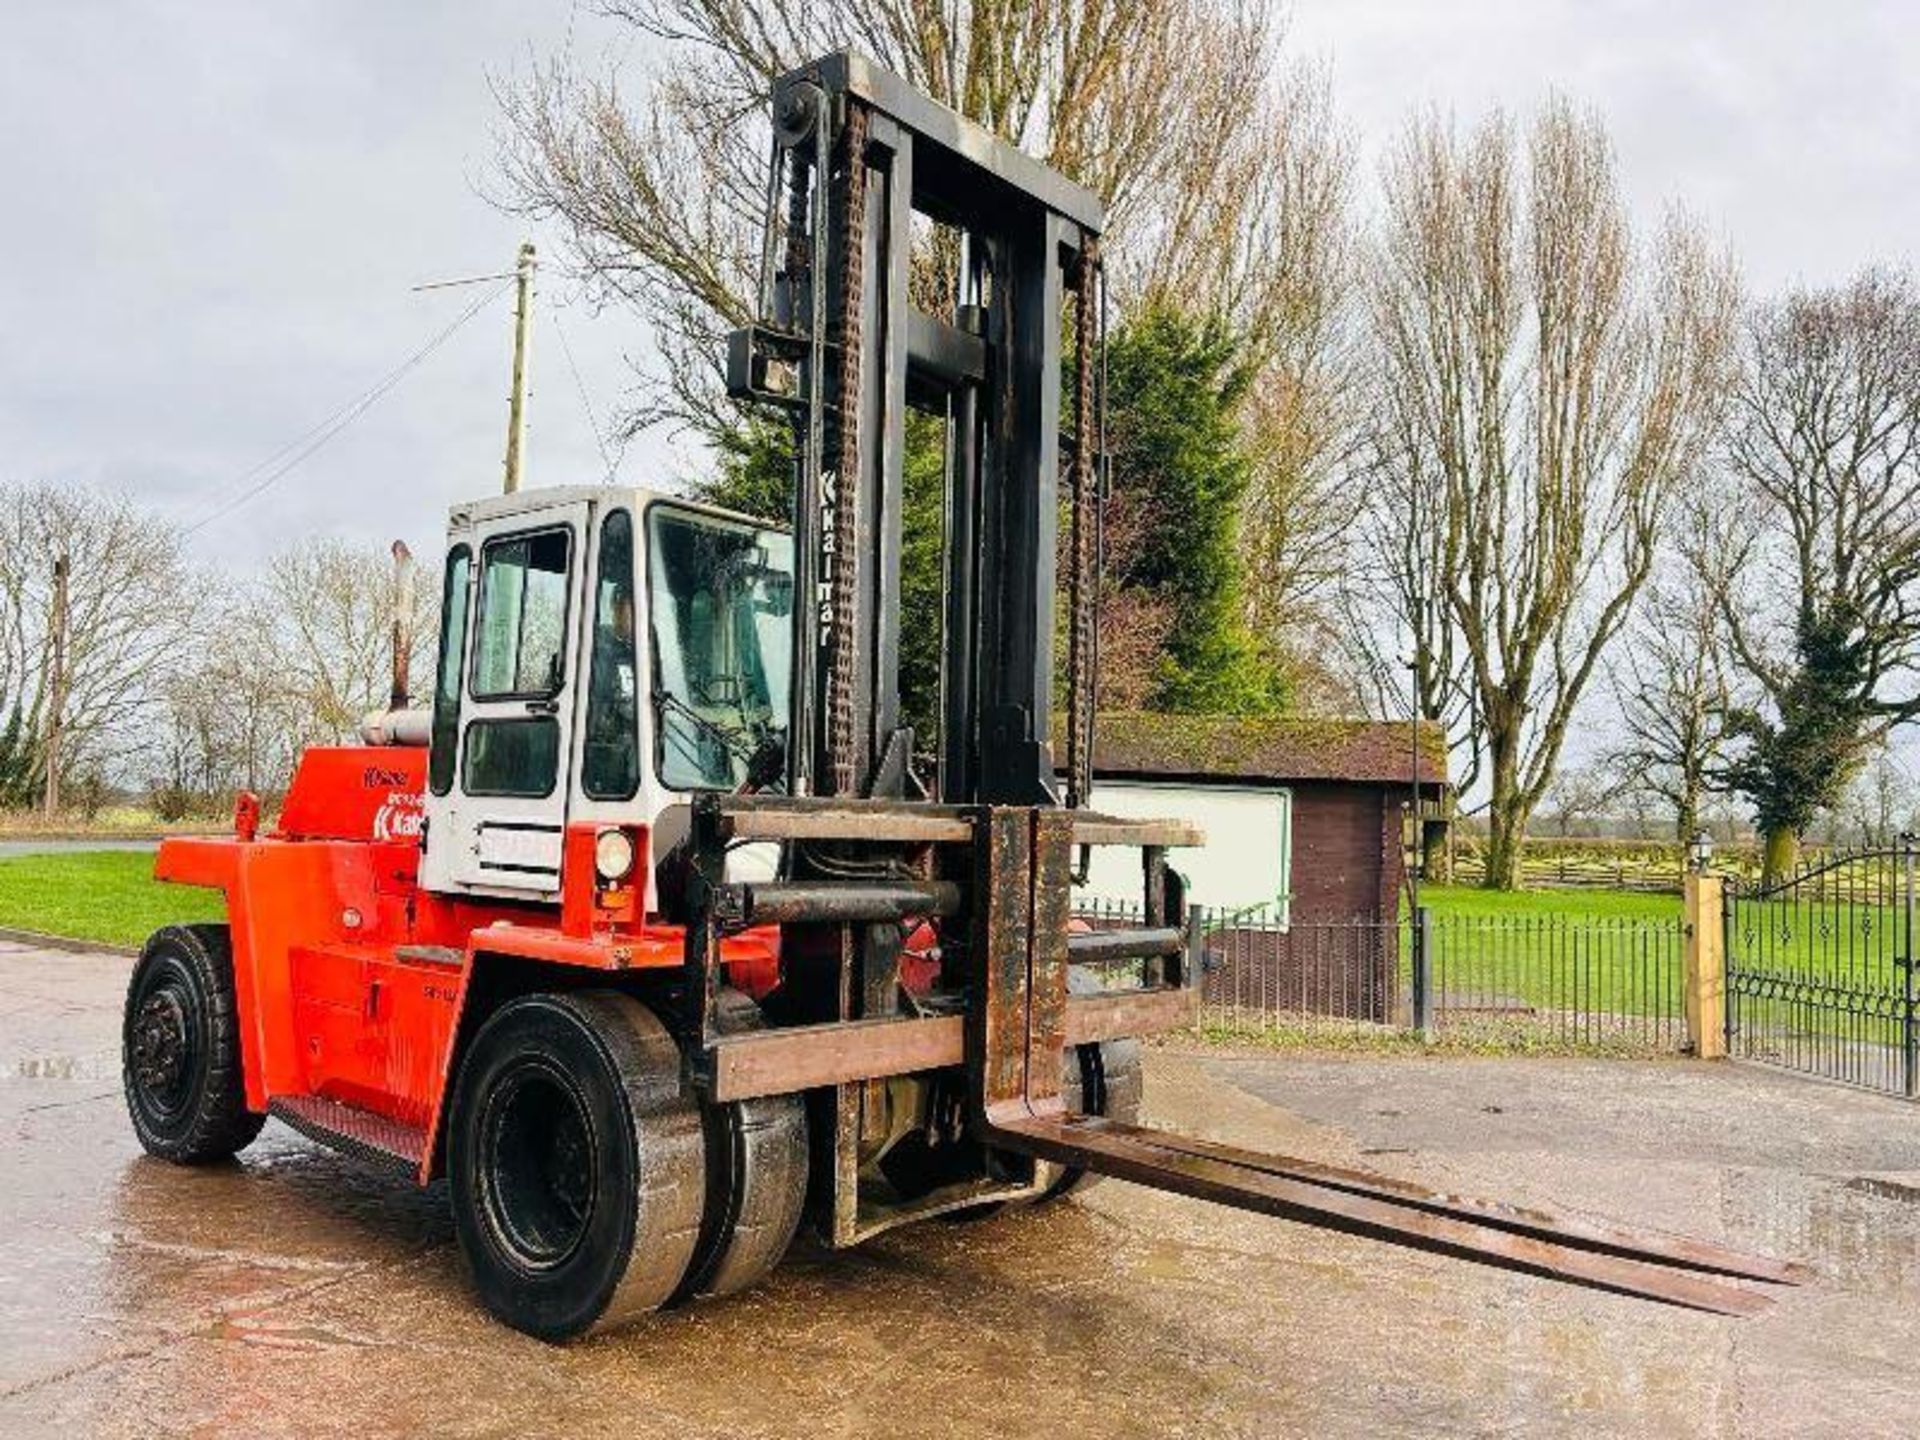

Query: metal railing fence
[1070,900,1686,1053]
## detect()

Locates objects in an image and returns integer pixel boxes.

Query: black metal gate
[1725,840,1920,1096]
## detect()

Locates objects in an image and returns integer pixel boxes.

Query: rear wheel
[122,924,264,1163]
[448,992,704,1342]
[675,989,808,1302]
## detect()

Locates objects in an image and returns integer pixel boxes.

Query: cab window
[428,545,471,796]
[472,528,572,699]
[582,510,638,799]
[646,504,793,791]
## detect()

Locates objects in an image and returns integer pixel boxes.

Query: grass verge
[0,850,221,949]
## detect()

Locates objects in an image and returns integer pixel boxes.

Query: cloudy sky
[2,1,1915,576]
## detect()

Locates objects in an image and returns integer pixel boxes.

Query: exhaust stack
[360,540,429,746]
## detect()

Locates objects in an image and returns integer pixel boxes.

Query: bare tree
[1540,760,1624,838]
[1606,522,1731,841]
[1835,744,1917,848]
[492,0,1333,440]
[152,594,314,808]
[1229,62,1365,691]
[1341,408,1486,795]
[1707,268,1920,880]
[0,483,204,799]
[264,540,437,750]
[1366,100,1738,888]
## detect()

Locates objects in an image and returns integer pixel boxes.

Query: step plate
[269,1095,427,1177]
[993,1113,1807,1316]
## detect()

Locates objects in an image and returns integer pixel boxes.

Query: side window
[428,545,470,796]
[463,718,561,798]
[472,528,572,698]
[583,511,638,800]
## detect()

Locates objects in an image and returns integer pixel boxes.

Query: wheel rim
[478,1059,598,1272]
[128,959,202,1124]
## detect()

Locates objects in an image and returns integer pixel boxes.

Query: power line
[548,298,621,484]
[182,279,513,537]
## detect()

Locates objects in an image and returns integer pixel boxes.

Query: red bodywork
[156,747,779,1183]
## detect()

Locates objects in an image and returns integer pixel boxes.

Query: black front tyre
[448,992,705,1342]
[122,924,265,1164]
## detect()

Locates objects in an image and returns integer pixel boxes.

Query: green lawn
[0,850,222,949]
[1398,885,1685,1026]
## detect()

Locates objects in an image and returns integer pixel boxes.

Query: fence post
[1411,905,1433,1041]
[1683,869,1727,1059]
[1903,835,1916,1098]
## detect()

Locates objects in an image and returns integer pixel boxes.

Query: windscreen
[646,504,793,791]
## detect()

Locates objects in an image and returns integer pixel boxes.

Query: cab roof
[446,484,787,535]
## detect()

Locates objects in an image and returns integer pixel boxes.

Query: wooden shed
[1069,714,1449,1026]
[1073,712,1450,925]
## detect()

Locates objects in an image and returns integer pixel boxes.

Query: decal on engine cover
[373,792,426,843]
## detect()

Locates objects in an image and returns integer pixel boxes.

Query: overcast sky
[2,1,1915,578]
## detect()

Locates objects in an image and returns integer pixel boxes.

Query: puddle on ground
[3,1054,113,1080]
[1727,1168,1920,1292]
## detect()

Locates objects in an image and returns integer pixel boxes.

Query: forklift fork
[967,808,1809,1317]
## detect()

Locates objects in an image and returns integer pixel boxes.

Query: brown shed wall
[1288,780,1407,924]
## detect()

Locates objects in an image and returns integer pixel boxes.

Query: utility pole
[502,241,536,495]
[42,554,69,816]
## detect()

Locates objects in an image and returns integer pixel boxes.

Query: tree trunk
[1481,730,1527,890]
[1673,795,1698,845]
[1420,818,1453,884]
[1482,811,1525,889]
[1760,826,1799,887]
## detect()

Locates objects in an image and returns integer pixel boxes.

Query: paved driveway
[0,938,1914,1437]
[0,838,159,859]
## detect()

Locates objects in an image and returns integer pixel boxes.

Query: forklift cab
[418,484,794,904]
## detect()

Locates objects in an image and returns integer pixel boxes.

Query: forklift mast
[727,51,1103,813]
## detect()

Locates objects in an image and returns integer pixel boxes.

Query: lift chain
[1064,238,1100,813]
[825,101,870,798]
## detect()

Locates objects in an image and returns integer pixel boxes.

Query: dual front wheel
[448,990,808,1342]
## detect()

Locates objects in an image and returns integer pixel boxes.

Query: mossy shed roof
[1065,712,1450,788]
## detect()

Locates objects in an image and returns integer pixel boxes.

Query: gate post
[1683,870,1727,1059]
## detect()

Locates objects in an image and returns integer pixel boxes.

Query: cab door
[442,501,592,894]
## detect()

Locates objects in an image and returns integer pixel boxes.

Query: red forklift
[121,51,1802,1340]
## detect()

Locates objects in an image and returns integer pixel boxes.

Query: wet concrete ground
[2,938,1916,1438]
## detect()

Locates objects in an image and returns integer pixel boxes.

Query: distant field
[0,805,198,838]
[0,850,221,949]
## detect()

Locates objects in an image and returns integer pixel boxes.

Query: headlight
[594,828,636,885]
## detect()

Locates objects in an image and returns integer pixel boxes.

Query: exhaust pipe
[389,539,416,710]
[360,540,429,747]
